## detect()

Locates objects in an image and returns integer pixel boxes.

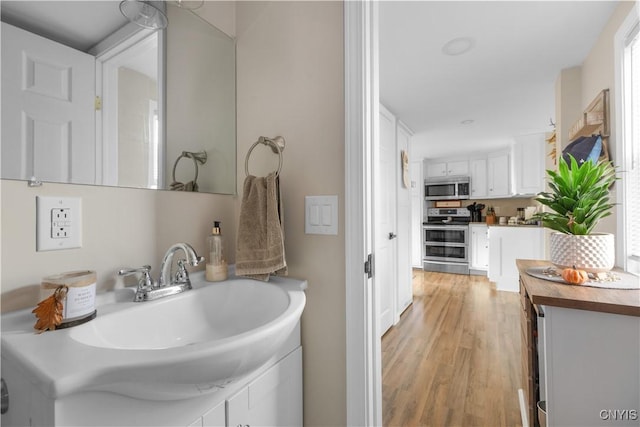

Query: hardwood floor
[382,270,523,427]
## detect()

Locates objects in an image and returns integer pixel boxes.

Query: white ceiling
[379,1,619,159]
[1,1,158,78]
[1,1,127,52]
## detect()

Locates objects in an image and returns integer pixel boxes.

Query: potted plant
[535,155,617,272]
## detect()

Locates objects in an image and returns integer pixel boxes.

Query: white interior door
[1,23,95,184]
[377,105,397,337]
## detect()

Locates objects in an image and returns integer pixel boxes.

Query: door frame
[344,1,382,426]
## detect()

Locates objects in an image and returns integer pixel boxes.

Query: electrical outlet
[36,196,82,251]
[51,208,71,238]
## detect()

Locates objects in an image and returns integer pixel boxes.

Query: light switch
[305,195,338,235]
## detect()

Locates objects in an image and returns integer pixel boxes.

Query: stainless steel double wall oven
[423,208,470,275]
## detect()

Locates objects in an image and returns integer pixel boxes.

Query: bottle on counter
[206,221,228,282]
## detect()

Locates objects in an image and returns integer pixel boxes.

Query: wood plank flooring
[382,270,523,427]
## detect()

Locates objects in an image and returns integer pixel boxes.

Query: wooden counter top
[517,259,640,317]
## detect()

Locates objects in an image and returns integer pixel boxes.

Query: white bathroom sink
[70,279,292,350]
[1,273,306,401]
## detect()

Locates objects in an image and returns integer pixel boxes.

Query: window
[618,10,640,275]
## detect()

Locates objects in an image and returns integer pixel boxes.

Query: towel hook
[244,136,285,177]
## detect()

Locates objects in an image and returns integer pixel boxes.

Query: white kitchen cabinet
[469,224,489,272]
[425,160,469,178]
[487,151,510,197]
[227,347,303,427]
[469,158,487,198]
[446,160,469,176]
[512,134,545,196]
[488,226,543,291]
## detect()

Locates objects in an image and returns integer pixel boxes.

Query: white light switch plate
[305,195,338,235]
[36,196,82,251]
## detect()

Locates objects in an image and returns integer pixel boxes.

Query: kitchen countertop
[517,259,640,317]
[469,222,542,228]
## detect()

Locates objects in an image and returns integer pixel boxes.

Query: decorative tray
[526,266,639,290]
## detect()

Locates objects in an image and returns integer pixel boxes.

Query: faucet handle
[118,265,154,289]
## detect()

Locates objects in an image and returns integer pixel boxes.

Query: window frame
[615,4,640,275]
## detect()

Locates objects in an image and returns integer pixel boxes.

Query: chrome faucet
[159,243,204,288]
[119,243,204,302]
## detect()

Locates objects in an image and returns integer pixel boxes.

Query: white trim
[95,30,163,187]
[614,3,639,272]
[345,1,381,425]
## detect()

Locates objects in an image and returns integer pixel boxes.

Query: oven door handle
[423,225,469,231]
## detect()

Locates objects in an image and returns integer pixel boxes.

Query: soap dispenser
[206,221,228,282]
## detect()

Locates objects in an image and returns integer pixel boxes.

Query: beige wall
[554,1,634,239]
[581,0,634,164]
[235,2,346,425]
[166,4,237,194]
[0,180,237,312]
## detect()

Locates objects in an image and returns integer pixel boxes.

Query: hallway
[382,270,523,427]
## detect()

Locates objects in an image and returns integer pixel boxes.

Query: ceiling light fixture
[442,37,475,56]
[119,0,168,30]
[461,119,475,125]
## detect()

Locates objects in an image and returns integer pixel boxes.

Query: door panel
[1,22,95,184]
[377,106,397,336]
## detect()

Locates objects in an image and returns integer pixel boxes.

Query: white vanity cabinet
[1,273,306,427]
[226,347,302,427]
[469,223,489,273]
[197,402,225,426]
[195,347,302,427]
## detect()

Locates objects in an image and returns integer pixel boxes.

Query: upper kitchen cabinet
[512,134,545,196]
[487,151,510,197]
[425,159,469,178]
[469,158,487,198]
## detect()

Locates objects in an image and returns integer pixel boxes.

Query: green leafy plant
[534,155,617,235]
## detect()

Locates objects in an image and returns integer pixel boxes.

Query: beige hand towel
[236,172,287,281]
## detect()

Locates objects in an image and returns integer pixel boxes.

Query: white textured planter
[549,232,615,273]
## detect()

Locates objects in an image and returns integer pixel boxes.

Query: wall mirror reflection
[1,1,236,195]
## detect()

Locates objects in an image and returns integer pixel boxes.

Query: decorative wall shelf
[567,89,610,162]
[568,89,610,141]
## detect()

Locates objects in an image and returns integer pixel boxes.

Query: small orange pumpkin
[561,266,589,285]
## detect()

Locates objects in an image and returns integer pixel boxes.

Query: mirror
[0,1,236,195]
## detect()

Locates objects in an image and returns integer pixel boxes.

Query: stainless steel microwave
[424,176,470,200]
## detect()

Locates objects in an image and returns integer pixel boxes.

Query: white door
[1,23,95,184]
[377,105,397,336]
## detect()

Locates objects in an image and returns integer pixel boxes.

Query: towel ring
[171,151,207,190]
[244,136,286,177]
